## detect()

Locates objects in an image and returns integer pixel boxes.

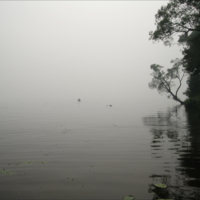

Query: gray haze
[0,1,185,103]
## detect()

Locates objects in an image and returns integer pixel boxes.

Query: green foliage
[149,0,200,108]
[184,74,200,110]
[184,74,200,98]
[185,96,200,110]
[149,0,200,46]
[149,59,185,104]
[157,199,173,200]
[179,31,200,75]
[123,195,135,200]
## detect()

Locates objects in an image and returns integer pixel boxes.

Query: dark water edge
[144,105,200,200]
[0,99,199,200]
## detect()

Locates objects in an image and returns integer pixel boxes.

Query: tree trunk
[173,96,184,105]
[168,90,184,104]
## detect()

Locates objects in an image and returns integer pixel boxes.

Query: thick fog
[0,1,185,103]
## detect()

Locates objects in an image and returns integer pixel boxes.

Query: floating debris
[67,177,74,182]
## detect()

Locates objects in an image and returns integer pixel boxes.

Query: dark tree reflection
[143,105,200,200]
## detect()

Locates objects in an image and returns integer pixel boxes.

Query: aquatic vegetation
[150,174,170,178]
[0,168,15,175]
[149,183,171,199]
[157,199,173,200]
[0,160,48,177]
[153,183,167,188]
[21,161,48,165]
[123,195,135,200]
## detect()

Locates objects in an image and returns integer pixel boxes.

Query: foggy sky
[0,1,185,102]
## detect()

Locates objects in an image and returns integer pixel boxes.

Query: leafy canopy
[149,58,185,104]
[179,31,200,75]
[149,0,200,46]
[184,74,200,98]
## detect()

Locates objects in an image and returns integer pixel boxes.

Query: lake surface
[0,98,200,200]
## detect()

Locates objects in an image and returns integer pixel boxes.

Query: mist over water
[1,98,199,200]
[1,1,198,200]
[0,1,185,103]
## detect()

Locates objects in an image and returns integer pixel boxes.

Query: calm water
[0,98,200,200]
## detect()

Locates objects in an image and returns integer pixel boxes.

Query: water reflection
[143,105,200,200]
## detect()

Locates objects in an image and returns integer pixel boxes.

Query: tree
[178,31,200,109]
[184,74,200,98]
[149,58,185,104]
[149,0,200,46]
[179,31,200,75]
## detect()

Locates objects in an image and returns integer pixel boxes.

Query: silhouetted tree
[179,32,200,75]
[149,0,200,46]
[149,58,186,104]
